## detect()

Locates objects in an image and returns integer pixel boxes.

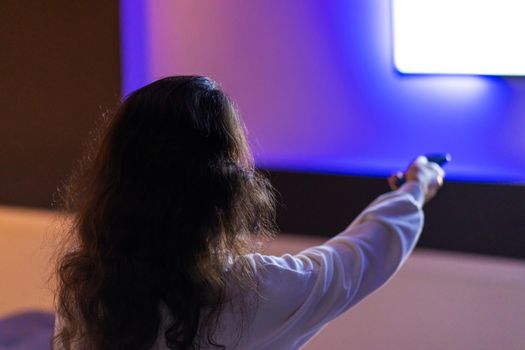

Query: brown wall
[0,0,121,208]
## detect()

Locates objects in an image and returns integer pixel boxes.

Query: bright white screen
[393,0,525,76]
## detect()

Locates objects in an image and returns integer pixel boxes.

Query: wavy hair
[53,76,276,349]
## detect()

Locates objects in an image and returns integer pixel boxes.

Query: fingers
[414,155,428,166]
[426,161,445,177]
[425,161,445,189]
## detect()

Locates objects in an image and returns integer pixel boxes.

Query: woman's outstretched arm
[241,156,445,349]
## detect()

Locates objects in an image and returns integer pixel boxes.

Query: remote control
[395,153,451,187]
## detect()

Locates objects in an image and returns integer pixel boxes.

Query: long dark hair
[54,76,276,349]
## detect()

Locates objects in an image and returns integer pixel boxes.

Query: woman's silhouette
[53,76,444,350]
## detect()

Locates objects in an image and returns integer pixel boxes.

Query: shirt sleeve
[244,181,425,349]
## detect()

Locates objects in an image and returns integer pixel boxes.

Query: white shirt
[56,181,425,349]
[151,181,425,349]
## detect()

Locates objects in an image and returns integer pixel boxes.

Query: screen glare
[393,0,525,76]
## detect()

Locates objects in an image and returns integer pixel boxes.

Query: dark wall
[0,0,121,208]
[270,171,525,260]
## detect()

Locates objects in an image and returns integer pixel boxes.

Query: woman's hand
[388,156,445,203]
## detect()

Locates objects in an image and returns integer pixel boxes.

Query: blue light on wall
[120,0,150,97]
[120,0,525,183]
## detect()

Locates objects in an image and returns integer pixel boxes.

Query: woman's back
[53,76,276,349]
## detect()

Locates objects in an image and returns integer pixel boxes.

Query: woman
[53,76,444,350]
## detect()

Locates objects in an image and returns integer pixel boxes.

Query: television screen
[393,0,525,76]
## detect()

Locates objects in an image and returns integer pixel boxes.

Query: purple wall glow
[121,0,525,183]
